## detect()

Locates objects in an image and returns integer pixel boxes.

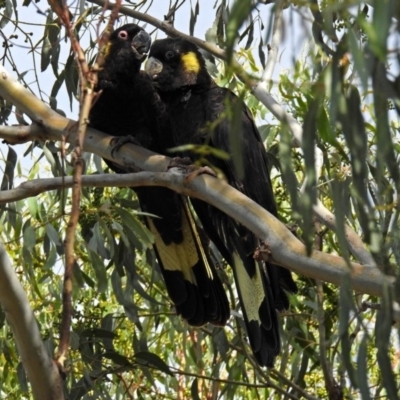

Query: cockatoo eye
[118,30,129,40]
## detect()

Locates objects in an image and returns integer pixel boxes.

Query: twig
[312,199,376,268]
[49,0,87,371]
[270,368,321,400]
[361,301,381,312]
[167,365,270,389]
[47,0,122,370]
[116,373,134,400]
[316,280,343,399]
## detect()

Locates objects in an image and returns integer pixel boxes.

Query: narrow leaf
[134,351,174,376]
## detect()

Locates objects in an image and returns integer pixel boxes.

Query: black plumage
[89,24,229,327]
[146,38,297,367]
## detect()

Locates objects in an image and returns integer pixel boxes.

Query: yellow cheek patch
[181,52,200,73]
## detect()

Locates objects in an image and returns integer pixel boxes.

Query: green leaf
[212,328,229,359]
[88,249,108,293]
[65,53,78,109]
[43,245,57,270]
[16,363,28,393]
[41,36,52,72]
[339,278,358,388]
[42,144,57,176]
[50,70,65,102]
[0,0,13,28]
[371,0,391,59]
[279,125,298,212]
[244,21,254,50]
[225,0,252,61]
[48,22,61,77]
[98,219,115,259]
[348,27,368,92]
[0,96,13,125]
[375,285,399,400]
[0,307,5,329]
[103,351,132,366]
[112,221,130,247]
[330,179,351,264]
[0,146,16,191]
[134,351,173,376]
[258,37,265,69]
[190,378,201,400]
[300,91,320,254]
[78,267,96,289]
[70,332,80,351]
[26,197,38,219]
[340,86,368,196]
[114,207,154,249]
[23,224,36,251]
[89,221,110,259]
[189,0,199,36]
[357,335,372,400]
[46,223,61,246]
[101,314,115,351]
[111,268,140,326]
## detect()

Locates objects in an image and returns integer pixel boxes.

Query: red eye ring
[118,30,128,40]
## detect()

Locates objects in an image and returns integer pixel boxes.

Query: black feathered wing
[165,85,296,366]
[210,88,298,302]
[138,188,229,326]
[90,68,230,327]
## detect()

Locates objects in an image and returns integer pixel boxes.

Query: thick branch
[312,199,375,267]
[0,171,396,304]
[0,66,384,279]
[0,240,64,399]
[0,63,384,280]
[0,67,169,174]
[0,103,400,319]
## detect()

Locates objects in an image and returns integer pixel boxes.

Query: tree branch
[0,60,394,312]
[261,0,284,84]
[0,66,169,173]
[0,170,397,306]
[0,240,64,399]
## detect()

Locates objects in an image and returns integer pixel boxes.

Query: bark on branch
[0,170,396,308]
[0,241,64,399]
[0,58,394,318]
